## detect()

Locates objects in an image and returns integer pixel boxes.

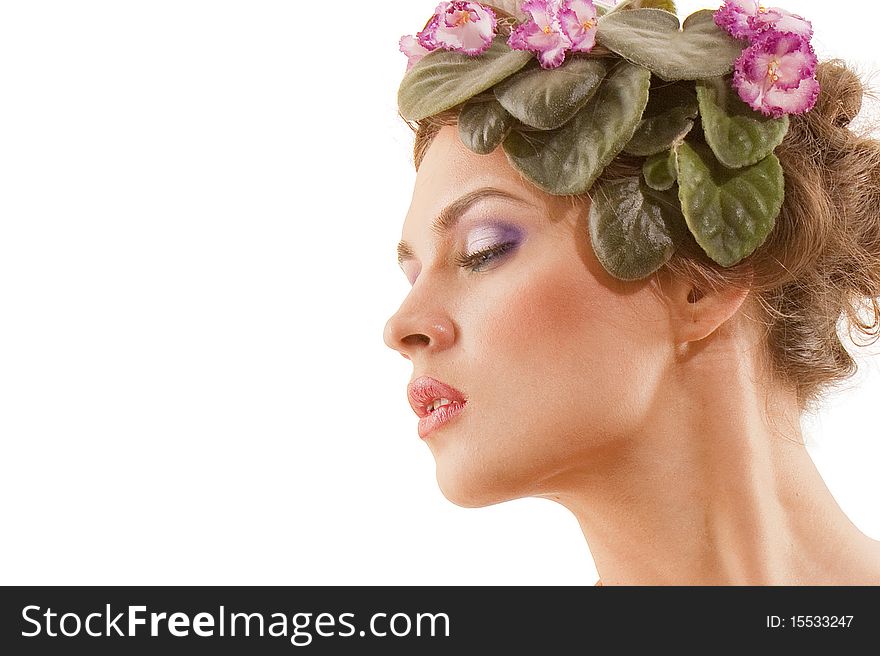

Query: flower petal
[508,3,573,69]
[400,34,433,71]
[559,0,598,52]
[760,31,817,89]
[734,38,766,82]
[562,0,597,23]
[536,40,571,68]
[521,0,557,30]
[769,12,813,38]
[714,0,759,40]
[509,20,573,67]
[431,1,497,55]
[773,48,816,88]
[763,75,820,117]
[417,14,441,50]
[749,7,813,39]
[733,65,772,113]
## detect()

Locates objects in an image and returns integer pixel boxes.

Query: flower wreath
[397,0,821,281]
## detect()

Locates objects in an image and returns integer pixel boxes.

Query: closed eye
[454,241,518,272]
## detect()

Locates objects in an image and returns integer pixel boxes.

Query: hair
[403,59,880,413]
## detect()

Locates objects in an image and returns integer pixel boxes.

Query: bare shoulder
[852,537,880,585]
[817,534,880,585]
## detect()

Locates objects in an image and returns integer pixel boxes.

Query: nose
[383,292,456,360]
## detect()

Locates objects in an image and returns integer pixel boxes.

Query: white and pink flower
[432,1,498,54]
[714,0,812,41]
[508,0,598,69]
[714,1,819,117]
[559,0,599,53]
[733,31,819,117]
[508,0,572,68]
[398,1,497,71]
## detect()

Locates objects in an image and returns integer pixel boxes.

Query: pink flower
[715,0,760,39]
[733,31,819,117]
[558,0,599,53]
[417,1,497,56]
[416,14,442,51]
[399,35,433,71]
[714,1,812,41]
[748,6,812,40]
[508,0,599,69]
[508,0,573,69]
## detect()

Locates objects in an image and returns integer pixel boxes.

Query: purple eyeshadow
[465,222,525,253]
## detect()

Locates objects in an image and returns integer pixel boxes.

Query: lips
[407,375,468,439]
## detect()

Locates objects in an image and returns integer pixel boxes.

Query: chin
[432,444,538,509]
[435,470,509,508]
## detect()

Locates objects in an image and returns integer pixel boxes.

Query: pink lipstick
[407,376,468,439]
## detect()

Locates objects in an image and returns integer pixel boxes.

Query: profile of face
[384,125,678,508]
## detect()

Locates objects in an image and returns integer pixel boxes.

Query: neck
[540,321,880,585]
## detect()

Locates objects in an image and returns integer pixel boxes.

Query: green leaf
[398,37,532,122]
[596,9,745,81]
[623,81,698,156]
[494,58,608,130]
[629,0,677,11]
[458,99,515,155]
[643,150,677,190]
[603,0,676,14]
[674,140,784,267]
[589,177,687,281]
[696,77,790,168]
[484,1,527,21]
[502,61,651,195]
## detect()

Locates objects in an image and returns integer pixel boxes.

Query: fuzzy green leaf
[643,149,677,190]
[502,61,650,195]
[398,37,532,122]
[623,81,698,156]
[494,58,608,130]
[458,99,515,155]
[696,77,790,168]
[589,176,686,281]
[674,140,784,267]
[596,9,745,81]
[602,0,676,15]
[626,0,677,11]
[484,1,527,21]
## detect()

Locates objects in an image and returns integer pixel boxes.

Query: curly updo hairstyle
[404,59,880,413]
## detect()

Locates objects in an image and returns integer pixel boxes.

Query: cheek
[468,258,662,434]
[486,262,640,368]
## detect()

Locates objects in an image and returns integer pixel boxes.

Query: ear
[659,269,753,344]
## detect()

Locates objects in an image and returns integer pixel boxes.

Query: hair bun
[814,59,864,128]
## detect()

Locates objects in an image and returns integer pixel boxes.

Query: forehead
[415,124,516,189]
[403,125,561,233]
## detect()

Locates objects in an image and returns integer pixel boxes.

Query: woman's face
[384,125,673,507]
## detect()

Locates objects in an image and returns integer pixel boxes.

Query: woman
[384,0,880,584]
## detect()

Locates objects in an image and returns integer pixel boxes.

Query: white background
[0,1,877,585]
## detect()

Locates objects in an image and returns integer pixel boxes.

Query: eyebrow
[397,187,532,265]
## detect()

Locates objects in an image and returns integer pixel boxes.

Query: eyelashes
[454,241,519,272]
